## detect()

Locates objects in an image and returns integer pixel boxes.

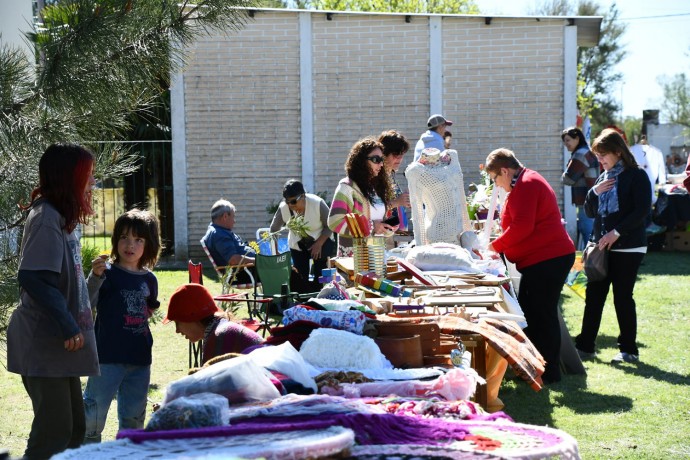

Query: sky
[473,0,690,120]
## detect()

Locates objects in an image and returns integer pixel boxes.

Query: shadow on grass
[552,382,634,416]
[499,381,556,426]
[502,373,634,425]
[638,251,690,276]
[608,361,690,386]
[582,334,686,385]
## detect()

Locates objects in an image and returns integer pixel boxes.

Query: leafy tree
[0,0,256,351]
[257,0,292,7]
[620,115,644,145]
[658,73,690,128]
[531,0,626,135]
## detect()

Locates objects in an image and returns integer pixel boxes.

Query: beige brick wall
[180,10,570,262]
[184,12,302,261]
[311,13,430,202]
[443,18,566,190]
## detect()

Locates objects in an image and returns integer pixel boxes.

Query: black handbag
[297,236,315,252]
[582,241,608,281]
[298,236,336,258]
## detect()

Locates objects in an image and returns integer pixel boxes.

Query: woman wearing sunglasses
[328,136,397,257]
[270,179,335,291]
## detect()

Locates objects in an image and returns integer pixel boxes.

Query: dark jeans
[576,250,645,355]
[22,375,85,460]
[291,238,336,281]
[518,252,575,383]
[231,265,260,285]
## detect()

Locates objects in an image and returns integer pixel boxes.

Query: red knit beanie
[163,283,221,324]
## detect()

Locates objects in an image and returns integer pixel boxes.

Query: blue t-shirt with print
[92,265,159,366]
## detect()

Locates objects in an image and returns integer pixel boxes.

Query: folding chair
[199,238,257,293]
[254,252,292,313]
[188,260,204,285]
[199,237,274,332]
[187,260,203,368]
[253,252,320,331]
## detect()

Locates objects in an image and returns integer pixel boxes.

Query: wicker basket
[353,236,386,277]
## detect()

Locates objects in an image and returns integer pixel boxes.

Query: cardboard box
[665,231,690,252]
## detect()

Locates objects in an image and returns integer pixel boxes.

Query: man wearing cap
[413,114,453,162]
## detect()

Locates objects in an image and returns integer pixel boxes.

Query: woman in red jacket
[487,148,575,384]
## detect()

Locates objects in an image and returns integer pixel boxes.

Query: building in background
[171,8,602,263]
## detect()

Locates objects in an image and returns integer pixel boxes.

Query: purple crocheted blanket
[118,413,471,446]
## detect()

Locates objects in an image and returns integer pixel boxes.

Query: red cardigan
[491,169,575,270]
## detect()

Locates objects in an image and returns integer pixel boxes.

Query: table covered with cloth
[377,314,545,391]
[55,413,580,459]
[434,315,546,391]
[655,186,690,230]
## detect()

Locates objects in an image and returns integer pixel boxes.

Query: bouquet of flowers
[286,214,318,251]
[285,214,310,239]
[466,164,496,220]
[247,229,282,256]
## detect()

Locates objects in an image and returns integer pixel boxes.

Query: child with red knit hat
[164,284,264,365]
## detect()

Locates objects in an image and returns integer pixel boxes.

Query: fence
[81,140,175,261]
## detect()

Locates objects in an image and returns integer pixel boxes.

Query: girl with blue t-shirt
[83,209,162,443]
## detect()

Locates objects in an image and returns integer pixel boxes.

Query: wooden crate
[664,231,690,252]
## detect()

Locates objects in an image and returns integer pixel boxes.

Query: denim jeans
[577,206,594,249]
[83,363,150,443]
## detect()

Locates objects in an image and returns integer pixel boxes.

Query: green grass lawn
[1,252,689,458]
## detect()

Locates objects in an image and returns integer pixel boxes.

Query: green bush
[81,244,103,277]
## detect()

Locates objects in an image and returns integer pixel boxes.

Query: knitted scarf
[598,161,624,217]
[510,167,525,189]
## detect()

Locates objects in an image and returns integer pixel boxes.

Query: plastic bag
[248,342,318,393]
[162,355,281,406]
[145,393,229,431]
[334,368,482,401]
[406,243,479,272]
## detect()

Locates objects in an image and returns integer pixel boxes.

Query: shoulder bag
[582,241,608,282]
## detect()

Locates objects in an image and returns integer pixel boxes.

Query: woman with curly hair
[328,136,397,256]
